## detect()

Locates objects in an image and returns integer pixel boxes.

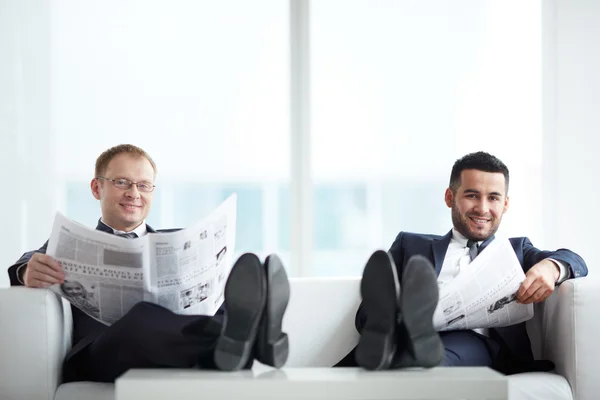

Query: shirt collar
[451,228,482,247]
[100,218,148,237]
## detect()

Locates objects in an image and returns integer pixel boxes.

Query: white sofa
[0,277,598,400]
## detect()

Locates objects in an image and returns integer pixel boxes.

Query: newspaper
[433,238,534,331]
[46,194,237,325]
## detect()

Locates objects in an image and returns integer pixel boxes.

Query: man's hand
[516,259,560,304]
[23,253,65,288]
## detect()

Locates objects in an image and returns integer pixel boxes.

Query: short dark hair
[449,151,509,193]
[95,144,157,177]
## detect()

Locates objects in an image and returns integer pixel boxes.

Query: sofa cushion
[509,372,573,400]
[55,382,115,400]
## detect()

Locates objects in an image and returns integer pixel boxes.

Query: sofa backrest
[282,277,361,367]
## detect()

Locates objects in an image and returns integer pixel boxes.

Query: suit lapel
[432,230,452,276]
[478,235,495,254]
[95,219,113,234]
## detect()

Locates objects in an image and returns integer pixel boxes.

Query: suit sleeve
[520,237,588,280]
[7,240,50,286]
[388,231,406,271]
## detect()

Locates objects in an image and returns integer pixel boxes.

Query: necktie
[116,232,138,239]
[467,239,479,261]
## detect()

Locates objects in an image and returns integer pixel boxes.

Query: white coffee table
[115,367,507,400]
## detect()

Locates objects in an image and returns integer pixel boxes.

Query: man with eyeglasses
[7,144,291,382]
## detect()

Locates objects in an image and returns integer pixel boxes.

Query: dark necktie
[116,232,138,239]
[467,239,479,261]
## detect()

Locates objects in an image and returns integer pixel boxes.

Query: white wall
[0,0,55,288]
[2,1,599,287]
[542,0,600,273]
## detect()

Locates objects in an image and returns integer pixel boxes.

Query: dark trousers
[338,307,500,368]
[439,330,499,367]
[336,329,498,368]
[437,330,553,374]
[64,302,225,383]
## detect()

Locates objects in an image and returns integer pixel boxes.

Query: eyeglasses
[96,177,155,193]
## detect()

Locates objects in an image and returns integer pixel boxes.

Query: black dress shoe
[214,253,266,371]
[392,255,443,368]
[254,254,290,368]
[493,357,555,375]
[355,250,401,370]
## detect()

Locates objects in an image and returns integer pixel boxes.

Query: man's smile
[120,203,142,210]
[468,216,490,225]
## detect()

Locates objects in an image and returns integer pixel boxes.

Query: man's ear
[444,188,454,208]
[91,178,101,200]
[504,195,510,213]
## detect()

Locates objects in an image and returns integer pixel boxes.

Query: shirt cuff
[548,258,570,284]
[16,263,27,285]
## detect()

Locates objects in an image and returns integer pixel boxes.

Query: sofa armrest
[0,287,72,400]
[530,277,600,400]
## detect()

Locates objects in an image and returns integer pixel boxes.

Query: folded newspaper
[47,194,237,325]
[433,238,534,331]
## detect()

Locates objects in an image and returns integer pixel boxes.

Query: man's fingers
[520,285,549,304]
[517,262,557,304]
[517,275,536,299]
[517,278,541,303]
[31,253,64,273]
[25,257,65,287]
[29,255,65,280]
[28,277,54,289]
[536,289,552,303]
[35,263,65,281]
[29,268,62,285]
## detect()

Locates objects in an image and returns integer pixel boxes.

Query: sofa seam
[570,280,578,399]
[44,290,52,400]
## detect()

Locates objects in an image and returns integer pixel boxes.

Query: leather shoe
[391,255,443,368]
[254,254,290,368]
[355,250,401,370]
[214,253,266,371]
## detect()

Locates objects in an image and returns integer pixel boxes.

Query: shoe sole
[355,250,400,370]
[214,253,266,371]
[401,255,444,368]
[255,254,290,368]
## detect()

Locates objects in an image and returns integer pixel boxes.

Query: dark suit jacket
[369,230,588,362]
[7,220,181,361]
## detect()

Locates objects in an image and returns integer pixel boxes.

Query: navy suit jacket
[380,230,588,360]
[7,220,181,358]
